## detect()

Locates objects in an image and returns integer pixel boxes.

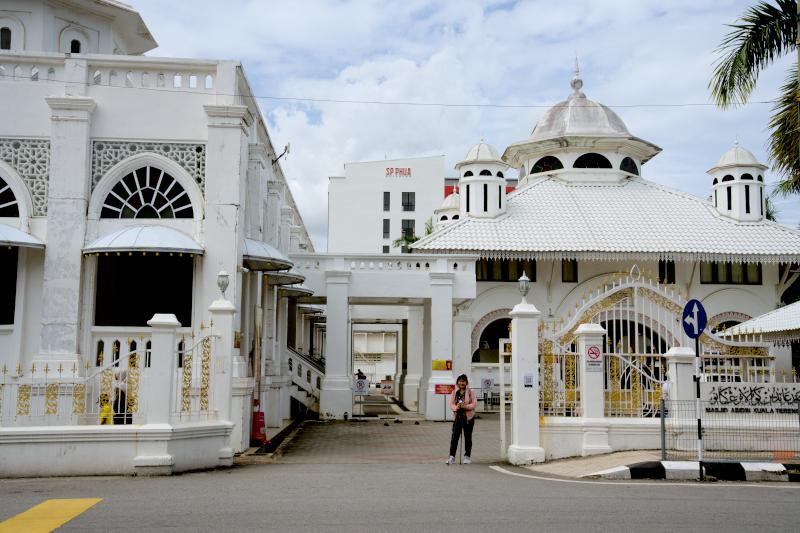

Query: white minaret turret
[707,142,768,221]
[456,139,509,219]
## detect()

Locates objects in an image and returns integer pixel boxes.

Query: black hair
[456,374,468,384]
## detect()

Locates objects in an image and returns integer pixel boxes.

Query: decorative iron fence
[0,351,148,426]
[539,341,580,416]
[662,399,800,462]
[171,334,217,422]
[604,353,664,417]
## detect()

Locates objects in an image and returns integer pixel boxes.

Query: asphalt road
[1,463,798,532]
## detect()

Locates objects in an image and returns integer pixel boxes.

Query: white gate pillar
[403,306,424,411]
[664,347,695,402]
[320,271,351,419]
[146,313,180,425]
[209,296,236,466]
[453,313,473,381]
[575,323,613,456]
[507,300,545,464]
[425,272,455,421]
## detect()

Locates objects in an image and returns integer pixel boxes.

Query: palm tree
[709,0,799,195]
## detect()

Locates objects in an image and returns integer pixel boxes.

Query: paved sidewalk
[523,450,661,478]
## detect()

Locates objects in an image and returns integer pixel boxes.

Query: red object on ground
[250,400,268,446]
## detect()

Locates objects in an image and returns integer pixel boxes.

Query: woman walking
[447,374,477,465]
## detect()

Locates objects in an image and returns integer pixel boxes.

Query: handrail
[287,346,325,374]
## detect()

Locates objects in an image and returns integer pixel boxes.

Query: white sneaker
[446,456,455,465]
[463,456,471,464]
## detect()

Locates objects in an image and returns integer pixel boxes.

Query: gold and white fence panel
[539,340,581,417]
[171,332,218,422]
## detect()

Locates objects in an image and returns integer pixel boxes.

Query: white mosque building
[0,0,318,473]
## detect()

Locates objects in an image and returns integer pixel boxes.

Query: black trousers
[449,415,474,457]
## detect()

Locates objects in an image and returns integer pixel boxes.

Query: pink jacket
[449,387,477,421]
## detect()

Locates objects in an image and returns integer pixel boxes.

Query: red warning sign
[587,346,601,360]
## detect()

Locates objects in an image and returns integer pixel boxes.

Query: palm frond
[709,0,796,107]
[767,63,800,193]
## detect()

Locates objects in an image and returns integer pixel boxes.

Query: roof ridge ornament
[570,56,585,98]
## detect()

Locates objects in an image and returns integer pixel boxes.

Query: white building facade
[0,0,317,475]
[328,155,445,254]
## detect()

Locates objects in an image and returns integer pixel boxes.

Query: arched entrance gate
[537,266,770,418]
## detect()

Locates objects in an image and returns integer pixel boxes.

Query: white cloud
[133,0,800,247]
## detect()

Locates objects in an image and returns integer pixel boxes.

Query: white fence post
[507,299,545,464]
[210,297,236,467]
[147,314,180,425]
[575,323,612,456]
[664,347,695,402]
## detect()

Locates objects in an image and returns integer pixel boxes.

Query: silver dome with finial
[530,59,630,141]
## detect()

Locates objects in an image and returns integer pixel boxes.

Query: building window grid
[383,191,390,212]
[700,262,762,285]
[382,219,390,239]
[401,219,415,238]
[658,260,676,284]
[402,192,415,212]
[562,259,578,283]
[476,259,536,282]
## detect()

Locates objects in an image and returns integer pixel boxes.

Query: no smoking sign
[586,345,602,371]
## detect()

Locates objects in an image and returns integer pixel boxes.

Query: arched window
[288,358,293,371]
[479,169,492,176]
[497,171,504,178]
[721,175,734,182]
[70,39,81,53]
[531,156,563,174]
[100,166,194,219]
[96,340,105,367]
[0,176,20,216]
[0,28,10,50]
[463,171,473,177]
[440,215,448,221]
[741,173,753,180]
[471,318,511,363]
[573,153,612,169]
[452,215,459,220]
[712,178,718,185]
[620,157,639,175]
[757,174,763,182]
[306,370,311,383]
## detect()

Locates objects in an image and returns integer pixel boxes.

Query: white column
[403,307,423,411]
[320,271,351,419]
[576,323,612,456]
[664,347,695,403]
[507,299,545,464]
[39,92,95,367]
[276,296,292,421]
[146,314,180,425]
[453,313,473,380]
[425,272,455,421]
[209,297,236,466]
[418,300,432,415]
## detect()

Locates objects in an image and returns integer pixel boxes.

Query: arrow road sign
[682,299,708,340]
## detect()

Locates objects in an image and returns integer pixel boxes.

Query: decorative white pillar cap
[510,301,540,317]
[575,323,606,336]
[209,299,236,313]
[664,346,695,364]
[147,313,181,328]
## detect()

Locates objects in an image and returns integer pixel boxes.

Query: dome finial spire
[570,55,584,97]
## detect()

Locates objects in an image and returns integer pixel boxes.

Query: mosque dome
[456,139,504,168]
[438,191,460,211]
[530,71,630,141]
[712,143,767,170]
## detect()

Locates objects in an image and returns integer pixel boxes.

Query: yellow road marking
[0,498,102,533]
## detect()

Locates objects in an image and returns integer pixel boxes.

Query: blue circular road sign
[682,299,708,339]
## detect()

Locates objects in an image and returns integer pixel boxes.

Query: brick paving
[277,412,508,464]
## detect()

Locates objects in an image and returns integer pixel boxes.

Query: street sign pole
[682,299,707,482]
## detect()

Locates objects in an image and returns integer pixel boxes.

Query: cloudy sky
[134,0,799,250]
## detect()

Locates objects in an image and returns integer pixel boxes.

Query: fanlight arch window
[573,153,612,169]
[440,215,448,221]
[620,157,639,175]
[757,174,763,182]
[531,156,563,174]
[452,215,459,220]
[497,171,504,178]
[100,166,194,219]
[463,170,473,177]
[721,175,734,182]
[0,176,20,216]
[712,178,718,185]
[479,169,492,176]
[741,173,754,180]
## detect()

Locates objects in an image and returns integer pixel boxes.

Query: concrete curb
[585,461,800,482]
